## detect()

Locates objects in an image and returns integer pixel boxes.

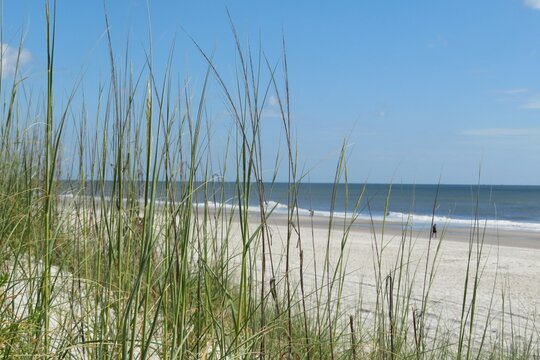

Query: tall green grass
[0,3,538,359]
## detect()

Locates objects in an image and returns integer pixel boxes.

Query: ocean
[61,182,540,232]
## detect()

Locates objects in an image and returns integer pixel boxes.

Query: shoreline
[231,208,540,339]
[248,210,540,250]
[59,194,540,249]
[48,194,540,349]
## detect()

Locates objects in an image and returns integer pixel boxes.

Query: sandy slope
[3,202,538,356]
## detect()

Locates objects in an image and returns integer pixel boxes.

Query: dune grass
[0,4,539,359]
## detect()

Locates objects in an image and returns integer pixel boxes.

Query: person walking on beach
[432,223,437,238]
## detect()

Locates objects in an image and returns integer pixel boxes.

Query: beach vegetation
[0,4,538,359]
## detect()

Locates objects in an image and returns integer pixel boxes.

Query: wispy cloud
[524,0,540,10]
[495,90,540,109]
[262,95,284,119]
[491,89,540,109]
[1,43,31,77]
[261,109,282,119]
[268,95,279,107]
[491,88,529,104]
[495,88,529,95]
[355,107,388,120]
[521,94,540,109]
[462,128,540,137]
[426,35,448,49]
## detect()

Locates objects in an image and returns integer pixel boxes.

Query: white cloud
[261,108,283,119]
[525,0,540,9]
[1,43,31,77]
[262,95,283,119]
[462,128,540,137]
[491,90,540,109]
[426,35,448,49]
[498,88,528,95]
[268,95,279,107]
[492,88,529,104]
[521,96,540,109]
[523,101,540,109]
[507,88,528,94]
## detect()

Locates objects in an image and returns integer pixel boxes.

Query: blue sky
[2,1,540,185]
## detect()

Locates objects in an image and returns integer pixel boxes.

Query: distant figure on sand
[432,223,437,238]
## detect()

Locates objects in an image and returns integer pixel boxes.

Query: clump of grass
[0,3,538,359]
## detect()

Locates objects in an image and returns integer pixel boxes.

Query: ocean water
[61,181,540,232]
[291,183,540,231]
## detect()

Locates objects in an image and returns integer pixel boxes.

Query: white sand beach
[224,211,540,344]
